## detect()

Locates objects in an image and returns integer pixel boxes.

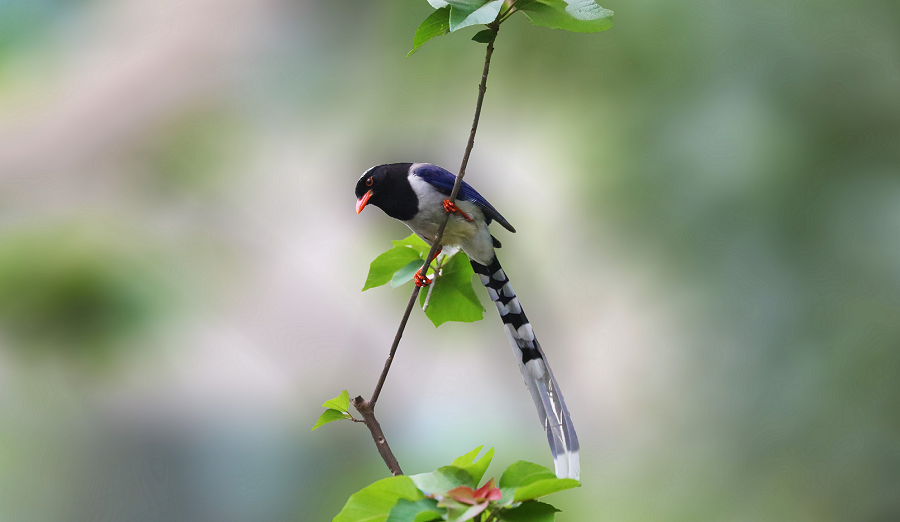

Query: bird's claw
[442,199,472,221]
[414,269,432,287]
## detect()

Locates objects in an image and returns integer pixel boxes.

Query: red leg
[413,246,443,287]
[442,199,473,221]
[414,270,431,287]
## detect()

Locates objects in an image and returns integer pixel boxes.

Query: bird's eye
[365,177,374,187]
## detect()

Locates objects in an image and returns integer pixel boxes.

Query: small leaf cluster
[363,234,484,327]
[410,0,614,56]
[312,390,354,431]
[333,447,580,522]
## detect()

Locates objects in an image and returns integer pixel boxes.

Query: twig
[369,23,499,408]
[351,396,403,475]
[359,23,500,476]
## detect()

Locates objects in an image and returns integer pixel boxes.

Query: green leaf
[498,461,579,501]
[443,500,487,522]
[419,252,485,327]
[448,0,504,32]
[410,466,474,494]
[391,234,431,257]
[471,29,495,43]
[450,446,495,485]
[322,390,350,413]
[499,461,556,489]
[391,259,424,288]
[513,478,580,502]
[311,408,348,431]
[498,501,560,522]
[516,0,613,33]
[334,476,423,522]
[364,245,424,291]
[408,7,451,57]
[497,488,517,507]
[386,498,444,522]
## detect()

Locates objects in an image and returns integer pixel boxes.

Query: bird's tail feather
[471,256,580,480]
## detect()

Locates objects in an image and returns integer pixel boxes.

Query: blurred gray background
[0,0,898,520]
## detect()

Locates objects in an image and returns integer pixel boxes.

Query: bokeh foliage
[0,0,897,521]
[0,225,169,365]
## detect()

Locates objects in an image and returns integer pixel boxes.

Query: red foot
[414,246,442,288]
[414,269,431,287]
[442,199,473,221]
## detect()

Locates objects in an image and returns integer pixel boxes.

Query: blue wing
[412,163,516,233]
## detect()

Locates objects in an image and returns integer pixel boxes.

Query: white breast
[404,174,496,265]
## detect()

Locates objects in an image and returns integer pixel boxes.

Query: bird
[355,162,580,480]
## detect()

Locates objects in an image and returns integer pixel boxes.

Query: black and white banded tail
[471,256,580,480]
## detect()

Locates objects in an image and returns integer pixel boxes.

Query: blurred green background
[1,0,898,520]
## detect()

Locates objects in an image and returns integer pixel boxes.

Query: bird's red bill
[356,190,373,214]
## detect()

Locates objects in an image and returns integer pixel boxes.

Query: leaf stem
[497,0,521,24]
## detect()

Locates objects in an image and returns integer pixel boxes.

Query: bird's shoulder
[411,163,516,233]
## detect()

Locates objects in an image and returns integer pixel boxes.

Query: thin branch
[351,396,403,475]
[357,24,500,477]
[369,286,422,405]
[369,24,499,408]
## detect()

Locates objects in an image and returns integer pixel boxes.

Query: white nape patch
[487,288,499,301]
[492,269,506,281]
[507,297,522,314]
[517,323,535,341]
[526,359,546,379]
[479,274,491,285]
[502,284,515,298]
[495,301,509,316]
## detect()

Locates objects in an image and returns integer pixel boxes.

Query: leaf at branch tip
[321,390,350,412]
[410,466,475,494]
[450,446,495,485]
[311,408,348,431]
[408,6,451,57]
[497,501,560,522]
[471,29,495,43]
[386,498,444,522]
[418,252,485,327]
[333,476,423,522]
[448,0,504,32]
[440,499,488,522]
[512,478,580,502]
[364,244,424,291]
[516,0,613,33]
[497,460,579,501]
[498,461,556,489]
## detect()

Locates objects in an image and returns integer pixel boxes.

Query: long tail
[471,256,580,480]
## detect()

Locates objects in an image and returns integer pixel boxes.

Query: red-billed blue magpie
[355,162,580,480]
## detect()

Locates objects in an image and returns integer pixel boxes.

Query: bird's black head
[355,163,418,221]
